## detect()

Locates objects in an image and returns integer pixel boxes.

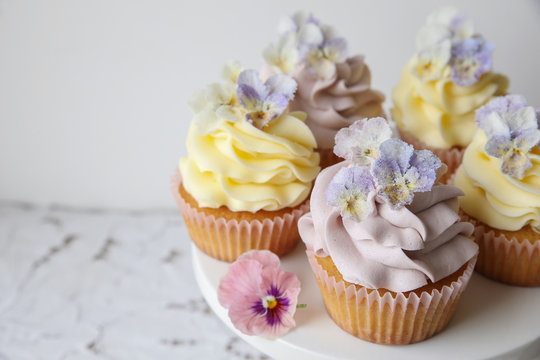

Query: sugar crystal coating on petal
[326,166,376,221]
[236,69,297,129]
[450,37,494,87]
[372,138,441,209]
[475,96,540,179]
[333,117,393,164]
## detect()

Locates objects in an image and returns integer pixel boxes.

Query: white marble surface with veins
[0,202,268,360]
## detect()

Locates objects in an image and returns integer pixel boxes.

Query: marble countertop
[0,202,268,360]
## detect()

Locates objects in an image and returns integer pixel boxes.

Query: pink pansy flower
[217,250,301,339]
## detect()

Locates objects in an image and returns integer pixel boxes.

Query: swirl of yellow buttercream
[454,130,540,231]
[392,57,508,149]
[180,111,320,212]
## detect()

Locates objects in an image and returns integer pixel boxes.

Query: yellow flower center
[263,296,278,310]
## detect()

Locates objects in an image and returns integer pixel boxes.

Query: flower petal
[378,138,414,174]
[507,106,538,135]
[215,105,244,123]
[326,166,376,221]
[237,70,267,110]
[298,22,324,45]
[188,88,208,114]
[238,250,281,270]
[193,109,222,135]
[217,259,264,309]
[265,74,297,101]
[222,61,243,83]
[501,151,533,180]
[227,294,268,336]
[324,37,347,63]
[416,24,451,51]
[412,39,451,82]
[334,117,393,164]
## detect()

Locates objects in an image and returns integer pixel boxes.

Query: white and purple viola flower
[333,117,393,165]
[476,95,540,179]
[325,118,443,218]
[412,7,493,86]
[297,22,347,79]
[450,37,494,87]
[372,138,442,209]
[326,166,376,221]
[236,69,297,129]
[264,11,347,80]
[217,250,301,339]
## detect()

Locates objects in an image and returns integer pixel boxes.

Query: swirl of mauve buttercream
[289,56,385,149]
[298,161,478,292]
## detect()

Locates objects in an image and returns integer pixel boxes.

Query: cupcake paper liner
[460,212,540,286]
[306,250,476,344]
[399,129,465,184]
[171,169,310,262]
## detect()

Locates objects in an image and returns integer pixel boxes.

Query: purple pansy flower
[326,166,376,221]
[476,96,540,179]
[450,37,494,86]
[372,138,442,209]
[333,117,393,165]
[218,250,301,339]
[236,69,297,129]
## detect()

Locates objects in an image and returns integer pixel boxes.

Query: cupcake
[392,7,508,183]
[173,63,320,262]
[454,95,540,286]
[262,11,385,168]
[298,118,478,344]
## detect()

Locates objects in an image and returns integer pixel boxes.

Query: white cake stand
[192,244,540,360]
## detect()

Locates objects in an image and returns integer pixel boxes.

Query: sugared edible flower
[217,250,301,339]
[450,37,494,87]
[411,39,451,82]
[190,65,298,134]
[264,11,347,80]
[326,166,376,221]
[372,138,442,209]
[325,119,443,217]
[297,23,347,79]
[411,7,493,87]
[476,95,540,179]
[237,69,297,129]
[333,117,393,165]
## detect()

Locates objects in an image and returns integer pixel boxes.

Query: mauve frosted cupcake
[262,11,385,168]
[173,63,320,262]
[298,118,478,344]
[391,7,508,183]
[454,95,540,286]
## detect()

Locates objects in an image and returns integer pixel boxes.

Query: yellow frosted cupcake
[262,11,385,168]
[454,95,540,286]
[173,63,320,262]
[392,7,508,183]
[298,118,478,344]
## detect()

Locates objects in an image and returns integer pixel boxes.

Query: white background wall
[1,0,539,210]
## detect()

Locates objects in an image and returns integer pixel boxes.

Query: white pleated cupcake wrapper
[399,130,465,184]
[462,213,540,286]
[171,169,310,262]
[306,249,476,344]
